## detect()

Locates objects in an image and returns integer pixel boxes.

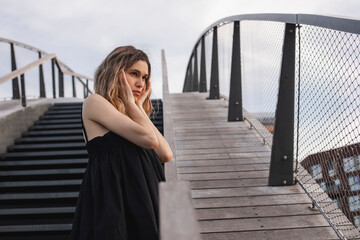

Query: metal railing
[0,37,92,106]
[183,13,360,239]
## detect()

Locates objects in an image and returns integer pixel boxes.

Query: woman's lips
[132,91,141,96]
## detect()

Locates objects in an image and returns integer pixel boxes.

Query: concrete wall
[0,101,52,154]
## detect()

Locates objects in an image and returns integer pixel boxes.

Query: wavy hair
[94,46,152,116]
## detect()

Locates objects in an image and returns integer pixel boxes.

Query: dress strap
[81,107,89,143]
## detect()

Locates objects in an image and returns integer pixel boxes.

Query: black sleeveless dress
[70,116,165,240]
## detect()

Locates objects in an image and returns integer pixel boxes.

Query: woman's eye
[131,72,138,76]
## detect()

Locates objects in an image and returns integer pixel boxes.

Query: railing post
[209,26,220,99]
[183,64,190,92]
[58,70,64,97]
[199,36,207,92]
[72,76,76,98]
[86,79,89,97]
[189,56,193,91]
[83,84,86,99]
[268,23,296,186]
[10,43,20,100]
[228,21,243,121]
[51,59,56,98]
[192,47,199,91]
[38,52,46,98]
[20,74,26,107]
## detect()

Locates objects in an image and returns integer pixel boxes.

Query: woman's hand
[135,81,152,107]
[118,70,135,105]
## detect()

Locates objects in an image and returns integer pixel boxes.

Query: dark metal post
[183,63,190,92]
[83,84,86,99]
[268,23,296,186]
[10,43,20,99]
[209,26,220,99]
[228,21,243,121]
[199,36,207,92]
[51,59,56,98]
[20,74,26,107]
[86,79,89,97]
[192,47,199,91]
[58,70,64,97]
[189,57,193,91]
[72,76,76,97]
[38,52,46,98]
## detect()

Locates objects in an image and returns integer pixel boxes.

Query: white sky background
[1,0,360,99]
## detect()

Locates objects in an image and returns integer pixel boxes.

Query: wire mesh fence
[241,21,284,145]
[296,24,360,239]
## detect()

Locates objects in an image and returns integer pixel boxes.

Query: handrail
[0,37,93,82]
[188,13,360,67]
[0,54,91,88]
[0,54,56,85]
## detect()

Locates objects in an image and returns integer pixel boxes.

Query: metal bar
[20,74,26,107]
[189,56,193,91]
[228,21,243,121]
[192,47,199,91]
[38,51,46,98]
[199,36,207,92]
[51,59,56,98]
[83,84,86,99]
[10,43,20,99]
[268,23,296,186]
[72,75,76,98]
[209,26,220,99]
[59,69,64,97]
[86,79,89,98]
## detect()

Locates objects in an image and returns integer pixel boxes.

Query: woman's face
[125,60,149,101]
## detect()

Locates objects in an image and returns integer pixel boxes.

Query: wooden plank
[198,215,334,233]
[191,186,305,199]
[177,164,269,174]
[177,147,270,155]
[179,171,269,181]
[189,178,268,189]
[192,193,313,208]
[177,158,270,166]
[201,227,339,240]
[195,203,322,220]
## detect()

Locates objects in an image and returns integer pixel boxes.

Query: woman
[70,46,172,240]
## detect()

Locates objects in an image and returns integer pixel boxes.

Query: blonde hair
[94,46,152,116]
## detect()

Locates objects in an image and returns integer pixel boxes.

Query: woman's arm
[135,81,173,163]
[138,105,173,163]
[83,71,158,149]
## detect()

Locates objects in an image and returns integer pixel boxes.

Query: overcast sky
[1,0,360,99]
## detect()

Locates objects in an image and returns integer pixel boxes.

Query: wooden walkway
[170,92,339,240]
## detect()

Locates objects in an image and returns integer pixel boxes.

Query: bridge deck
[170,92,339,240]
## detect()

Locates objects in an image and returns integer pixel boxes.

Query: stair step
[34,119,81,125]
[0,150,87,160]
[22,129,82,137]
[29,124,82,131]
[0,223,72,233]
[0,207,75,216]
[45,109,81,115]
[0,169,85,181]
[15,136,84,144]
[0,158,88,168]
[8,143,85,153]
[0,192,79,201]
[0,179,82,189]
[49,105,82,110]
[39,114,80,120]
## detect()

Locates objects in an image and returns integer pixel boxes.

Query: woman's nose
[135,79,145,88]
